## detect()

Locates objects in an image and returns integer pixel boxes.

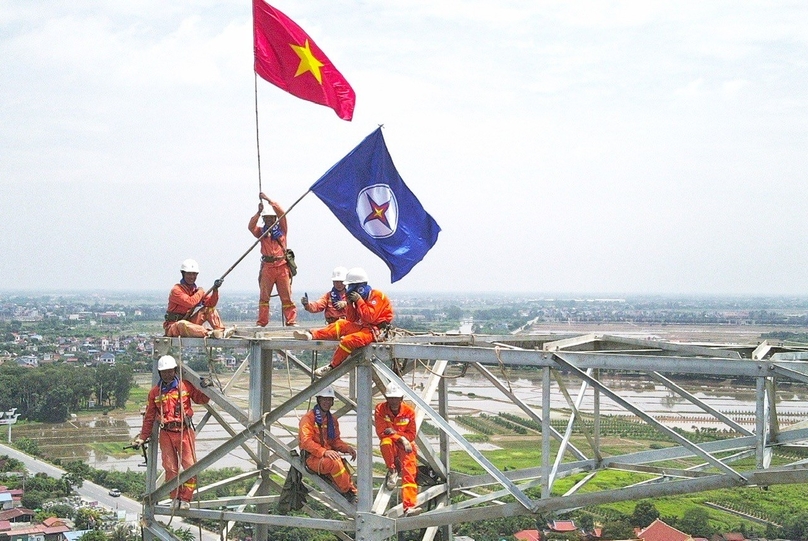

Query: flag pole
[254,72,264,196]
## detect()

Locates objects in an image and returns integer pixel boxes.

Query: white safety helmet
[262,204,276,218]
[344,267,369,285]
[331,266,348,281]
[157,355,178,371]
[385,384,405,398]
[316,385,336,398]
[180,259,200,273]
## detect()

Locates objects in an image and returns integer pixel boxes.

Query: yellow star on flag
[290,40,324,84]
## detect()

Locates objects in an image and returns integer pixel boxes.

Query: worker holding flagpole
[249,193,298,327]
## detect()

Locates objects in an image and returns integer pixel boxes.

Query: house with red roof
[0,509,33,524]
[637,518,693,541]
[514,529,541,541]
[547,520,577,533]
[0,521,70,541]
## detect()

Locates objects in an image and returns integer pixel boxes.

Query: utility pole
[0,409,20,443]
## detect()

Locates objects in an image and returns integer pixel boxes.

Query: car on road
[109,489,121,497]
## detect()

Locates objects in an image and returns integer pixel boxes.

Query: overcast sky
[2,1,807,296]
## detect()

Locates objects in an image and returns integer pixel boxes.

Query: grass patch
[123,386,149,413]
[90,441,134,457]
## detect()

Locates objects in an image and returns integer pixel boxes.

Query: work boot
[385,468,399,490]
[293,330,312,340]
[286,322,299,327]
[313,364,333,378]
[175,500,190,511]
[404,506,422,517]
[343,490,357,504]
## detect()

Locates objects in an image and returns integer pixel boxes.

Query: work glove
[383,428,395,436]
[213,279,224,289]
[347,291,361,303]
[301,294,309,306]
[132,437,144,449]
[400,439,413,454]
[334,300,347,309]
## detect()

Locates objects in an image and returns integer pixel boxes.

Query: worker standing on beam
[294,267,394,378]
[132,355,209,510]
[163,259,231,338]
[249,192,298,327]
[301,266,349,324]
[375,383,421,516]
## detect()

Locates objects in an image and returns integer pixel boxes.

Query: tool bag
[278,450,308,514]
[285,249,298,277]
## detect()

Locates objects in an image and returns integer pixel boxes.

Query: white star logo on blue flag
[357,185,398,238]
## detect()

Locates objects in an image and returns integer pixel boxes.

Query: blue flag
[310,128,441,282]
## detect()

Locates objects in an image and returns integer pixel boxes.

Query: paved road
[0,443,217,541]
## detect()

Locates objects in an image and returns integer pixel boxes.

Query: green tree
[14,437,41,456]
[187,358,210,373]
[576,513,594,532]
[109,525,138,541]
[40,503,75,519]
[21,490,46,509]
[78,530,108,541]
[601,519,635,540]
[75,508,102,530]
[169,527,195,541]
[108,364,134,408]
[64,461,93,481]
[0,455,24,472]
[783,512,808,541]
[630,500,660,528]
[62,471,84,491]
[678,507,713,538]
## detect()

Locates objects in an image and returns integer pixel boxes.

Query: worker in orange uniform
[294,267,393,378]
[248,193,297,327]
[298,386,357,501]
[132,355,210,510]
[163,259,232,338]
[375,383,421,516]
[301,266,349,324]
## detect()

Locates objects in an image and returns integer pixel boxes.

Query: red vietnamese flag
[253,0,355,121]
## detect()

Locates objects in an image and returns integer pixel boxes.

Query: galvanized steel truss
[141,333,808,541]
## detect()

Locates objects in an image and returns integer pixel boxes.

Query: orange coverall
[139,378,210,502]
[375,401,418,510]
[249,202,297,326]
[304,289,348,324]
[299,408,356,494]
[311,289,393,368]
[163,282,223,337]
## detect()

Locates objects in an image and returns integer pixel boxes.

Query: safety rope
[416,358,467,379]
[205,345,225,393]
[493,345,514,394]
